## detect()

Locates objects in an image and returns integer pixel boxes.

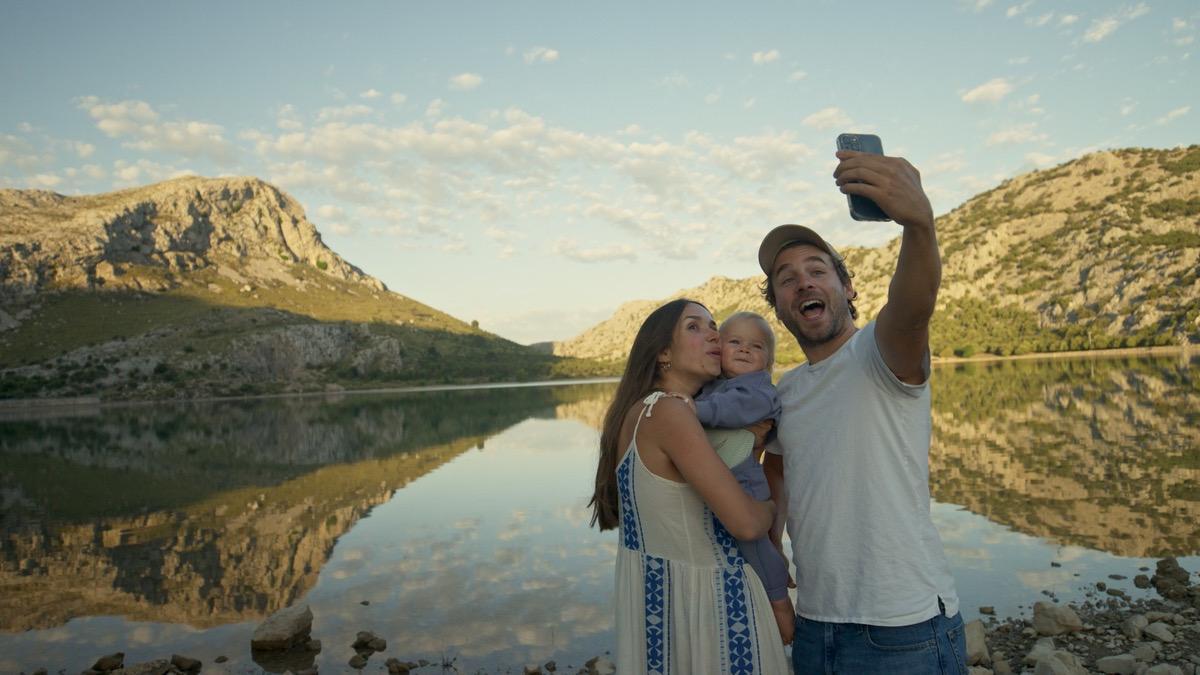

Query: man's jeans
[791,608,968,675]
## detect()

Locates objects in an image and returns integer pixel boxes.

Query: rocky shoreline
[16,558,1198,675]
[963,557,1199,675]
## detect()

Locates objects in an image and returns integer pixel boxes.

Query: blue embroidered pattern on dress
[711,512,757,675]
[644,554,669,674]
[617,450,641,551]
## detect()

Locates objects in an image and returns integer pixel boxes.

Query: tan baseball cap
[757,224,840,276]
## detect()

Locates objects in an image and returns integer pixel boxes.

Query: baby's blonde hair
[719,311,776,370]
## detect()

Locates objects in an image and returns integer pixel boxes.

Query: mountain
[0,176,602,399]
[555,146,1200,365]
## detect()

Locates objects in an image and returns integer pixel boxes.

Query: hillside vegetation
[0,177,604,400]
[556,146,1200,366]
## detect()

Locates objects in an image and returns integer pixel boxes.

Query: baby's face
[720,320,770,378]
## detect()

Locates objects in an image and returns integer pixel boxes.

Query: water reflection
[0,356,1196,672]
[554,355,1200,558]
[929,355,1200,557]
[0,384,610,634]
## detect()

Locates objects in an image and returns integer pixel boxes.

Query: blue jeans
[791,609,967,675]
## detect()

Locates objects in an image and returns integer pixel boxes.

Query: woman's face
[662,303,722,381]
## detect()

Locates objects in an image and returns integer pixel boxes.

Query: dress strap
[629,391,693,446]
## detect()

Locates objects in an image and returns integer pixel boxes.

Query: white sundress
[614,392,790,674]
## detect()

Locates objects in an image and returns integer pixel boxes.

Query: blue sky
[2,1,1196,343]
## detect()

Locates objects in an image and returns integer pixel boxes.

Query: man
[759,149,965,673]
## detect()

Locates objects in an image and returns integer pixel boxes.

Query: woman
[589,299,790,674]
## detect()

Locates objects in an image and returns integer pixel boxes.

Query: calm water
[1,354,1198,673]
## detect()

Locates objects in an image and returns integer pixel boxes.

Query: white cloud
[523,46,559,64]
[1083,3,1150,43]
[77,96,159,137]
[1059,14,1078,26]
[789,70,808,82]
[1008,56,1031,64]
[317,204,345,221]
[1084,18,1120,42]
[449,73,483,91]
[328,221,354,235]
[316,104,373,122]
[426,98,446,117]
[1006,1,1033,19]
[961,77,1014,103]
[743,98,757,110]
[703,131,814,182]
[704,91,721,105]
[1156,106,1190,125]
[752,49,780,65]
[659,72,690,88]
[970,0,993,11]
[1024,151,1058,167]
[74,142,95,158]
[986,123,1049,145]
[802,106,852,130]
[276,103,302,131]
[1027,12,1054,27]
[924,152,968,176]
[1119,99,1138,116]
[553,238,636,263]
[29,173,62,188]
[360,89,382,100]
[391,92,408,106]
[111,158,191,187]
[76,96,234,164]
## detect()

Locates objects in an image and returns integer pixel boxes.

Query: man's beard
[782,301,850,349]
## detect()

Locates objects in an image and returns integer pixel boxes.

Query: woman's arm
[644,398,775,540]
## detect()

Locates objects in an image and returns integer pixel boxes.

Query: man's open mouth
[800,299,825,319]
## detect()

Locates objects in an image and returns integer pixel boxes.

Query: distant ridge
[0,176,600,399]
[555,146,1200,365]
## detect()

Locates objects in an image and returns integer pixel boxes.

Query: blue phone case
[836,133,891,222]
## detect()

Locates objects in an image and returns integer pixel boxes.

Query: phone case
[836,133,891,222]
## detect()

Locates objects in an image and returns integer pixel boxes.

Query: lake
[1,353,1197,673]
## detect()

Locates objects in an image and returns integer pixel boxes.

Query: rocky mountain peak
[0,175,383,302]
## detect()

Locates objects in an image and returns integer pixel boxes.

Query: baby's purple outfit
[695,371,789,602]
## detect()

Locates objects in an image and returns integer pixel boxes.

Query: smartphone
[835,133,891,222]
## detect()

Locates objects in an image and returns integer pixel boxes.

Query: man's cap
[757,224,839,276]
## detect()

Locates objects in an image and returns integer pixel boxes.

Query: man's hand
[835,149,941,383]
[833,150,934,231]
[745,419,774,450]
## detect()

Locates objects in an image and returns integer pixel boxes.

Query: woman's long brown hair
[589,298,704,530]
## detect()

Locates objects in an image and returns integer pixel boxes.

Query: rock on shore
[967,558,1199,675]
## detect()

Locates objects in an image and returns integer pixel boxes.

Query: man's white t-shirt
[766,321,959,626]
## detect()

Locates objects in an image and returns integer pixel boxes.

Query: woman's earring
[659,361,672,372]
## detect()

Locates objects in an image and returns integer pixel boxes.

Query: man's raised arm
[833,150,941,384]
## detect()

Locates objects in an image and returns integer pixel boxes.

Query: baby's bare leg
[770,596,795,645]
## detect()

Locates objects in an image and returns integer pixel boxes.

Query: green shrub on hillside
[1160,146,1200,175]
[1146,198,1200,220]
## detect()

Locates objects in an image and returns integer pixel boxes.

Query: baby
[694,311,795,643]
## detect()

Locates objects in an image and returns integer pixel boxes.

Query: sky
[1,1,1197,344]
